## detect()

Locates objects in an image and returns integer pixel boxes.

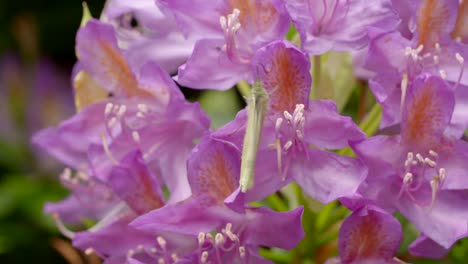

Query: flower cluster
[34,0,468,263]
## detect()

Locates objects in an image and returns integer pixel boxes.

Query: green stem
[311,56,321,99]
[266,193,289,212]
[236,80,251,99]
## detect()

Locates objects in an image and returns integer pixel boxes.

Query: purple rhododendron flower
[158,0,290,89]
[214,40,367,203]
[100,0,197,73]
[326,204,402,264]
[364,0,468,134]
[284,0,400,54]
[34,19,210,202]
[131,135,305,263]
[351,74,468,249]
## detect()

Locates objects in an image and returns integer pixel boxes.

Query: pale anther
[85,248,94,255]
[132,131,140,143]
[439,69,447,79]
[283,140,293,151]
[137,103,148,113]
[201,251,209,263]
[198,232,205,245]
[275,118,283,132]
[283,111,293,121]
[215,233,225,246]
[424,157,436,168]
[105,102,113,116]
[403,172,413,185]
[239,246,246,258]
[157,236,166,250]
[456,53,464,65]
[429,150,438,157]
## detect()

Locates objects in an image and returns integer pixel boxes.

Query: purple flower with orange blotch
[34,19,210,202]
[351,73,468,251]
[100,0,197,74]
[130,135,305,264]
[364,0,468,135]
[157,0,290,89]
[326,204,403,264]
[213,40,367,204]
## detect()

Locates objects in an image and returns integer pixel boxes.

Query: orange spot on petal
[100,41,152,98]
[451,0,468,40]
[197,151,237,203]
[263,48,308,113]
[417,0,451,47]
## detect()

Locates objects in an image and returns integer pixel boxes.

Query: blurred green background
[0,1,106,263]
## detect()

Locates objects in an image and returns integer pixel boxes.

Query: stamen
[157,236,167,250]
[283,110,293,122]
[416,153,425,163]
[439,168,446,182]
[429,149,438,157]
[403,172,413,185]
[116,105,127,118]
[275,118,283,133]
[215,233,225,246]
[108,117,118,129]
[158,258,165,264]
[239,246,246,258]
[105,102,113,116]
[132,131,140,143]
[198,232,206,245]
[171,253,179,262]
[127,249,135,258]
[52,214,76,239]
[454,53,465,90]
[101,134,119,165]
[439,69,447,79]
[85,248,94,255]
[283,140,293,151]
[296,130,304,140]
[200,251,209,263]
[424,157,436,168]
[435,42,441,53]
[401,73,409,111]
[89,202,127,232]
[138,103,149,113]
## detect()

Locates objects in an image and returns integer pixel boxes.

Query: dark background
[0,1,105,263]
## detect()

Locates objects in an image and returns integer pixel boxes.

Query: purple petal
[401,74,455,149]
[285,0,399,54]
[413,0,459,48]
[73,216,155,259]
[339,205,402,263]
[253,40,311,114]
[101,0,197,73]
[246,206,304,250]
[304,100,365,149]
[108,151,165,214]
[175,38,252,90]
[188,135,240,203]
[32,102,107,168]
[409,234,450,259]
[396,190,468,248]
[77,19,153,98]
[293,149,367,204]
[156,0,222,38]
